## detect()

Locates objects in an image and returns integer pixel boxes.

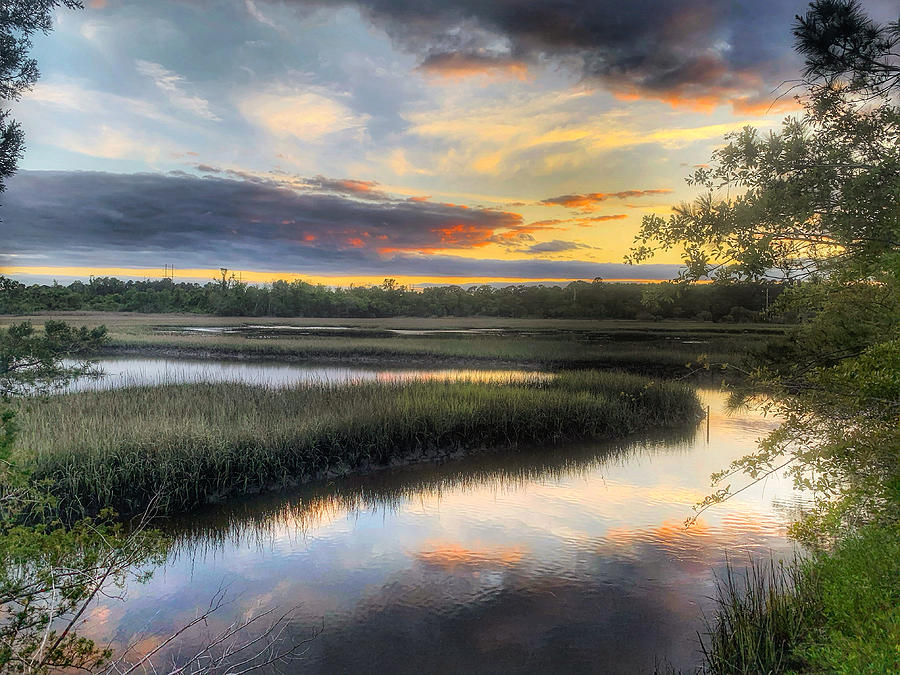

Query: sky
[3,0,894,287]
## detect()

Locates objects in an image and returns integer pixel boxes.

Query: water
[63,357,549,391]
[156,324,756,340]
[157,325,509,336]
[75,385,805,674]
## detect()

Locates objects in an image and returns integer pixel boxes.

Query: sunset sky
[4,0,894,287]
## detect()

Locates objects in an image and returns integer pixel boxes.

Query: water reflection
[64,357,549,392]
[78,388,805,674]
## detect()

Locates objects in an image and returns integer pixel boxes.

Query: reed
[14,371,699,519]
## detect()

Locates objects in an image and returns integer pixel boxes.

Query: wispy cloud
[244,0,282,31]
[135,60,221,121]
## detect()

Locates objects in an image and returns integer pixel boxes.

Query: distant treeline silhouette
[0,275,787,321]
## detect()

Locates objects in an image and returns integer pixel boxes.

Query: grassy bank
[0,313,783,375]
[14,370,700,520]
[703,506,900,674]
[105,333,744,375]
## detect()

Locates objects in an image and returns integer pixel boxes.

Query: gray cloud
[1,169,519,258]
[297,174,391,200]
[523,240,591,254]
[281,0,805,110]
[1,170,681,280]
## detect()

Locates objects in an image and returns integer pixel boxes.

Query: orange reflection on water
[417,542,525,572]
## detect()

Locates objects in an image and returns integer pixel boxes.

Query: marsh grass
[14,371,699,519]
[106,331,765,375]
[701,556,811,674]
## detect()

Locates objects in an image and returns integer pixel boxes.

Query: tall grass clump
[14,371,699,519]
[701,556,812,674]
[701,517,900,674]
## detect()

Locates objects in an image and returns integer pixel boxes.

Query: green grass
[797,521,900,674]
[14,371,700,520]
[701,518,900,674]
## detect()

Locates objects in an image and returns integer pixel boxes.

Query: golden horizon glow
[0,266,677,286]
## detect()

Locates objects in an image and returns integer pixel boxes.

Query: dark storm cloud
[3,170,680,279]
[284,0,803,109]
[2,170,516,258]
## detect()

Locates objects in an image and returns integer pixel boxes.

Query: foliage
[797,516,900,674]
[0,319,169,674]
[632,0,900,544]
[1,321,108,401]
[794,0,900,98]
[0,510,167,674]
[0,274,787,322]
[0,1,84,194]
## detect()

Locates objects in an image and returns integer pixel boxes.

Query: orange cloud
[417,52,530,82]
[430,223,495,249]
[541,189,672,211]
[334,178,379,194]
[610,65,803,116]
[299,175,389,200]
[523,219,569,228]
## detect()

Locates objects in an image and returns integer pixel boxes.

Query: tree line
[0,275,788,321]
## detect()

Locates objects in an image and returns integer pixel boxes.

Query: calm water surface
[75,376,805,674]
[66,356,548,391]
